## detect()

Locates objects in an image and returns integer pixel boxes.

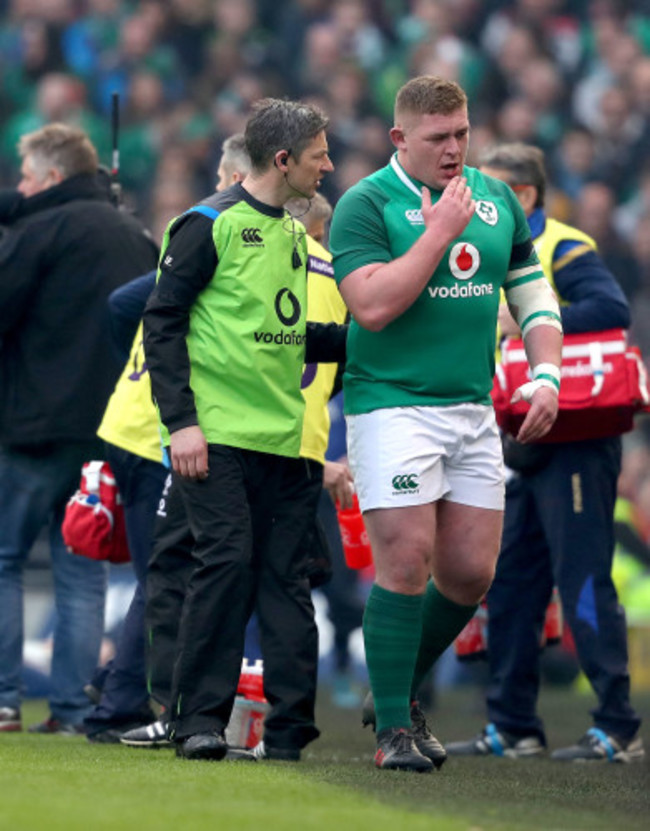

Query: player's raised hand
[423,177,475,244]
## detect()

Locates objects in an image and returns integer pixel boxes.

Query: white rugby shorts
[346,403,505,512]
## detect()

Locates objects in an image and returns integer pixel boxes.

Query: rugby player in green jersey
[329,75,564,772]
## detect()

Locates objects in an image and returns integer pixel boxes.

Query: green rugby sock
[410,579,477,698]
[363,584,424,734]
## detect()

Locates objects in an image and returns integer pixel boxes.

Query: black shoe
[375,728,433,772]
[550,729,645,763]
[87,719,157,745]
[409,700,447,768]
[176,730,228,761]
[120,719,171,748]
[252,740,301,761]
[362,691,446,767]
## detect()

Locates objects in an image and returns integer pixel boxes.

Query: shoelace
[389,729,415,755]
[410,705,430,739]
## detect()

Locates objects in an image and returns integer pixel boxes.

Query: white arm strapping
[504,276,562,338]
[533,362,561,391]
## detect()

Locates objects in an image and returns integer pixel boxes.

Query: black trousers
[487,436,641,741]
[145,445,322,748]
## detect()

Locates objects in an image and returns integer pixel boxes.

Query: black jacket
[0,172,159,446]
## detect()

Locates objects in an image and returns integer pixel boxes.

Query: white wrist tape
[513,377,560,403]
[532,362,561,392]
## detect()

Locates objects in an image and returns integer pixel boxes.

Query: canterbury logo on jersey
[392,474,419,492]
[241,228,263,245]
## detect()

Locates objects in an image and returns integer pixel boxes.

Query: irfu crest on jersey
[475,200,498,226]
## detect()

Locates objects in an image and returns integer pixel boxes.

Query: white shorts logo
[449,242,480,280]
[476,201,498,226]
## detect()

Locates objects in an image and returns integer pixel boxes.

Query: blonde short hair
[18,123,98,181]
[395,75,468,124]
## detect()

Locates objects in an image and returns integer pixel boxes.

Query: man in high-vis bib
[143,99,339,762]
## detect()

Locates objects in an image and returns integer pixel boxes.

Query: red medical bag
[493,329,650,442]
[62,461,130,564]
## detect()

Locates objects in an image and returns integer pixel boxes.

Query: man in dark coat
[0,123,158,734]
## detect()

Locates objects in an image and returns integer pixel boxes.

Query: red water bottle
[227,658,269,749]
[540,586,563,648]
[454,602,488,661]
[237,658,266,701]
[336,493,373,569]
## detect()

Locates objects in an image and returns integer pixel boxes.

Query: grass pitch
[1,686,648,831]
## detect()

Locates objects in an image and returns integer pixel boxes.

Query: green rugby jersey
[330,155,542,415]
[146,183,309,458]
